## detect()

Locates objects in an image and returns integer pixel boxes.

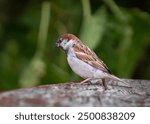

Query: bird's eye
[57,39,62,43]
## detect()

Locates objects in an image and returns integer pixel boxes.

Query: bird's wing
[73,43,111,74]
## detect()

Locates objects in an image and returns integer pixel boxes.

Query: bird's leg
[79,78,108,90]
[102,78,108,90]
[79,78,92,84]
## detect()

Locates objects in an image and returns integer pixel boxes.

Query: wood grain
[0,79,150,106]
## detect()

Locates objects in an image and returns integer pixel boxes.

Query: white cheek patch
[60,39,67,48]
[62,39,75,50]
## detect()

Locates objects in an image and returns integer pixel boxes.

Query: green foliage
[0,0,150,91]
[80,0,107,49]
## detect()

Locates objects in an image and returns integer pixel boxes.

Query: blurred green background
[0,0,150,91]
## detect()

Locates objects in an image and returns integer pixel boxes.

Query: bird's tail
[106,74,130,87]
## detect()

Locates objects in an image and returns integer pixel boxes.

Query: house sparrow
[56,34,128,89]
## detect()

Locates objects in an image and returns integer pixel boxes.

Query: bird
[55,34,128,89]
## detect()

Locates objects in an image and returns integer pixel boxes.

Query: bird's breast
[67,54,96,79]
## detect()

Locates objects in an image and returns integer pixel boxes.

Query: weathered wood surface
[0,79,150,107]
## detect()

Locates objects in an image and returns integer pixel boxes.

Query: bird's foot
[78,78,110,90]
[78,78,92,84]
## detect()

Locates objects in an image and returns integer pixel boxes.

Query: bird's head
[56,34,80,51]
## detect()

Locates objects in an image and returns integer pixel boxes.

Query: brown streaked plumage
[73,42,112,74]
